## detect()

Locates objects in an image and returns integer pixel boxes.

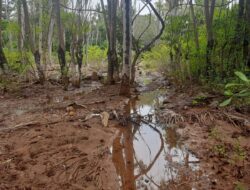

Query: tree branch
[60,3,103,13]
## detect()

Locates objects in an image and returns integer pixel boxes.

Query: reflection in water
[112,90,202,190]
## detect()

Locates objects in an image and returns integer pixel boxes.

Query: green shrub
[4,49,33,74]
[86,45,107,65]
[220,71,250,106]
[142,44,169,71]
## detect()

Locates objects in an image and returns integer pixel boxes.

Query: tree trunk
[190,0,199,51]
[245,0,250,67]
[119,0,132,97]
[48,2,55,65]
[73,0,87,87]
[204,0,216,77]
[17,0,23,52]
[54,0,68,89]
[0,0,7,72]
[22,0,45,83]
[38,1,43,55]
[101,0,119,84]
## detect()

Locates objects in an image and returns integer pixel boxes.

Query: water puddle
[112,89,203,190]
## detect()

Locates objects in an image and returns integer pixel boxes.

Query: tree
[245,0,250,67]
[100,0,119,84]
[0,0,7,72]
[54,0,68,89]
[204,0,216,77]
[119,0,132,96]
[189,0,199,51]
[48,0,55,65]
[22,0,45,83]
[130,0,165,83]
[17,0,23,52]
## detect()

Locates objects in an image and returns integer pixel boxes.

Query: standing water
[112,89,203,190]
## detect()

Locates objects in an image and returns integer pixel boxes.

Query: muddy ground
[0,73,250,190]
[160,85,250,190]
[0,79,127,190]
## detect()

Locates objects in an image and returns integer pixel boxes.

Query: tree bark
[119,0,132,97]
[189,0,199,51]
[17,0,23,52]
[48,1,55,65]
[0,0,7,72]
[204,0,216,77]
[245,0,250,67]
[54,0,68,89]
[101,0,119,84]
[22,0,45,83]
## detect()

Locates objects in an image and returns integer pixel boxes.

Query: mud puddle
[112,89,208,190]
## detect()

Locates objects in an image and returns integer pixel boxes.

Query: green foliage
[220,71,250,106]
[4,49,33,74]
[87,46,107,65]
[142,44,169,71]
[140,2,249,88]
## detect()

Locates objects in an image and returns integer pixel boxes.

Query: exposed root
[183,109,250,128]
[157,108,184,125]
[185,111,216,126]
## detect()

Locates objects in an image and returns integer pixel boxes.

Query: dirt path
[0,81,126,190]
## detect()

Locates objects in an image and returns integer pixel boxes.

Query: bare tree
[17,0,23,52]
[204,0,216,76]
[48,0,55,65]
[119,0,132,96]
[22,0,45,83]
[54,0,68,89]
[100,0,119,84]
[130,0,165,83]
[189,0,199,51]
[0,0,7,72]
[245,0,250,67]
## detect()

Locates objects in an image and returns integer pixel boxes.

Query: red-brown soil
[0,80,126,190]
[162,87,250,190]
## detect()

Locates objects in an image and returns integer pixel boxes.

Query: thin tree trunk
[119,0,132,96]
[17,0,23,52]
[22,0,45,83]
[189,0,199,51]
[38,1,43,54]
[204,0,216,77]
[0,0,7,72]
[74,0,84,87]
[101,0,119,84]
[54,0,68,89]
[48,2,55,65]
[245,0,250,67]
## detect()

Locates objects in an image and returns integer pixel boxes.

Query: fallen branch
[0,122,41,132]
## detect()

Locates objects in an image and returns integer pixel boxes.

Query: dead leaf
[101,112,109,127]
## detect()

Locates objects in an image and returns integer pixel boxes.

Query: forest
[0,0,249,189]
